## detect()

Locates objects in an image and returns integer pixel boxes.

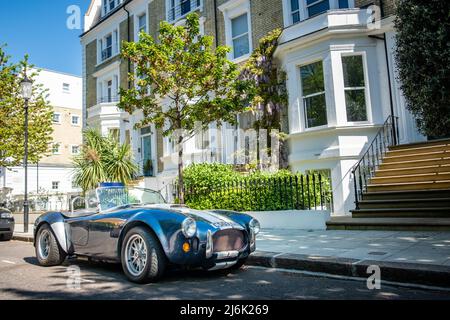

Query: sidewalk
[249,229,450,288]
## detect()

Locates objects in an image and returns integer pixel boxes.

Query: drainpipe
[123,1,132,89]
[213,0,219,47]
[369,32,397,145]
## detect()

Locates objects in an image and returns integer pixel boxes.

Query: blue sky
[0,0,91,76]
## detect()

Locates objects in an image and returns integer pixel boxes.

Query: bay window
[300,61,328,128]
[341,55,367,122]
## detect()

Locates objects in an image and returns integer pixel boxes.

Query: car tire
[35,224,66,266]
[0,233,13,241]
[230,258,248,270]
[121,226,166,283]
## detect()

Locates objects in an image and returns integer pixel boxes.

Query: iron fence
[175,173,333,212]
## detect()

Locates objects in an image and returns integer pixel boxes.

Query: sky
[0,0,91,76]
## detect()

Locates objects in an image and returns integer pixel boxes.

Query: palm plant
[72,129,138,192]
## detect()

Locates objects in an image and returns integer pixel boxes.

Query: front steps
[327,138,450,231]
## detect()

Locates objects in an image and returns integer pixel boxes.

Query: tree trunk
[177,133,185,204]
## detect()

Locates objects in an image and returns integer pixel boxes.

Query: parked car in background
[0,207,15,241]
[33,183,260,283]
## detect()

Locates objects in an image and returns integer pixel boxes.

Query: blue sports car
[33,183,260,283]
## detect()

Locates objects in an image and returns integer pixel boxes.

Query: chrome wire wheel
[38,229,51,260]
[125,234,148,277]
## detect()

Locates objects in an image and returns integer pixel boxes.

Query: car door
[84,211,127,259]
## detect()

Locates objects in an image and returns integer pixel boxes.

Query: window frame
[71,145,80,155]
[340,52,371,124]
[219,0,252,63]
[71,115,80,126]
[299,59,329,130]
[52,181,60,191]
[166,0,203,24]
[230,13,250,60]
[283,0,355,26]
[52,112,61,124]
[52,143,61,155]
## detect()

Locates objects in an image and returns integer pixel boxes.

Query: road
[1,240,450,300]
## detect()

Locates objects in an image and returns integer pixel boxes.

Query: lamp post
[20,73,33,233]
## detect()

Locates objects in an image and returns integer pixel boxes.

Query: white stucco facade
[275,9,424,215]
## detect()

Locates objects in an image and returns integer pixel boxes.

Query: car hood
[143,204,245,229]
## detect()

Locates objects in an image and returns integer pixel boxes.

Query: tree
[0,45,53,167]
[119,13,250,203]
[395,0,450,138]
[240,29,289,169]
[72,129,138,192]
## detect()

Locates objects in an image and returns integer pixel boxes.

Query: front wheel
[121,227,166,283]
[230,258,248,270]
[35,224,66,266]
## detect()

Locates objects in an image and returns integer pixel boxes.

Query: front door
[142,135,153,177]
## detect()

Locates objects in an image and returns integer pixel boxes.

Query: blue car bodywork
[33,186,258,271]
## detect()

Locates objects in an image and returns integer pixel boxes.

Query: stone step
[362,189,450,200]
[358,198,450,209]
[374,164,450,177]
[389,138,450,150]
[327,216,450,231]
[367,180,450,192]
[378,157,450,170]
[370,172,450,184]
[351,208,450,219]
[382,150,450,164]
[387,143,450,157]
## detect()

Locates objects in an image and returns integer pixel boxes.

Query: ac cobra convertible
[33,183,260,283]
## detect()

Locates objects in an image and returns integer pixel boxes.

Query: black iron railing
[174,173,333,212]
[353,116,399,209]
[167,0,202,23]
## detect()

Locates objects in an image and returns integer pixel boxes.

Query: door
[142,135,153,177]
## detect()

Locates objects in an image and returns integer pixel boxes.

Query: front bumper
[0,218,15,235]
[166,227,255,271]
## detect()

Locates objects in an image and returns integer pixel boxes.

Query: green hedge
[182,163,332,211]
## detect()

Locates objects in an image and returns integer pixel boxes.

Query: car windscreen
[96,187,166,211]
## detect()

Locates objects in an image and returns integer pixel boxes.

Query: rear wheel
[121,227,166,283]
[35,224,66,266]
[0,233,13,241]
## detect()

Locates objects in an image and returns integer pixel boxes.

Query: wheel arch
[34,212,69,253]
[117,221,169,260]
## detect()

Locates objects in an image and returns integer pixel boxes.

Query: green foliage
[395,0,450,138]
[119,13,251,202]
[72,129,138,192]
[182,163,332,212]
[0,45,53,167]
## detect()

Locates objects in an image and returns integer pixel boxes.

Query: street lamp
[20,74,33,233]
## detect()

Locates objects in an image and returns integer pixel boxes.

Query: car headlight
[249,219,260,235]
[0,212,13,219]
[181,217,197,238]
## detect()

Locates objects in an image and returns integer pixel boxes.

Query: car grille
[213,229,245,252]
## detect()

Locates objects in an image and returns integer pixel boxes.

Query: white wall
[2,166,80,195]
[34,68,82,110]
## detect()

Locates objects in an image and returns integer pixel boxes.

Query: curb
[12,234,33,243]
[247,251,450,289]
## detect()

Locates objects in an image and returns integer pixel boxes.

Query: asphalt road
[1,240,450,300]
